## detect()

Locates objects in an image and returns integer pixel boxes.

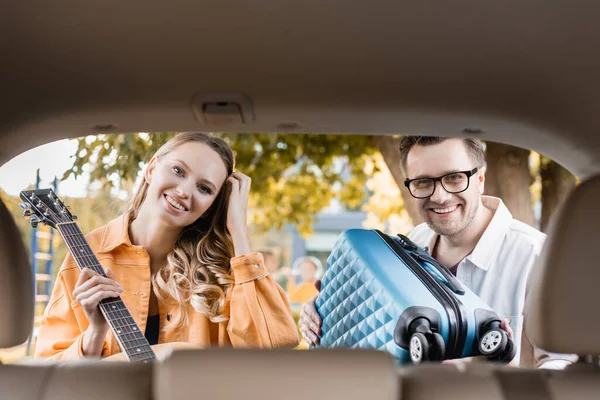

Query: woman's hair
[130,132,235,327]
[292,256,324,280]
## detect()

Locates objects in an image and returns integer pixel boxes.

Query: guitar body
[103,342,199,362]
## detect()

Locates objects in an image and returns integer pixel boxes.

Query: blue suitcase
[314,229,515,365]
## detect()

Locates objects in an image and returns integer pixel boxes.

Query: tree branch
[371,135,423,226]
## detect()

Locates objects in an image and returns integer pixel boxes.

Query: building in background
[287,210,368,269]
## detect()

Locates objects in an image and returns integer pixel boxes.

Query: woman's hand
[73,267,122,334]
[226,171,253,256]
[73,267,123,357]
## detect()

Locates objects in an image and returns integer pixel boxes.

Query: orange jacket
[287,280,319,305]
[35,213,299,360]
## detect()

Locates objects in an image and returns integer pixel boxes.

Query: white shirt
[408,196,546,366]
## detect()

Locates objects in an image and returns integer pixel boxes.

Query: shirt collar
[466,196,513,271]
[421,196,513,271]
[422,232,438,255]
[98,211,134,253]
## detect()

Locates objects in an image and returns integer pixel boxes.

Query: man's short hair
[399,136,487,174]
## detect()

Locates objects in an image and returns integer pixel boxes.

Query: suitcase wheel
[487,335,517,364]
[429,332,445,361]
[495,337,516,363]
[409,332,445,364]
[478,328,508,357]
[409,332,429,364]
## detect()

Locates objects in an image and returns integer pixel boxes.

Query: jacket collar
[98,211,134,253]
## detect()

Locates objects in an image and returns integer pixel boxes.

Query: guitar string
[32,191,155,361]
[62,222,155,360]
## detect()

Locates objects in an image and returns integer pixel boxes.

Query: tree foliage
[62,133,574,236]
[63,133,381,236]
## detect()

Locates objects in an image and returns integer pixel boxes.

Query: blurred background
[0,132,576,360]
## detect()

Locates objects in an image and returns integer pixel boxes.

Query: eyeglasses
[404,167,479,199]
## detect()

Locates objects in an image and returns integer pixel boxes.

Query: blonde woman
[35,132,299,360]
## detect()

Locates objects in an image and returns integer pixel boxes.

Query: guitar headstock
[19,189,76,229]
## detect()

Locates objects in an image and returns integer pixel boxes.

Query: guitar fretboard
[57,222,156,362]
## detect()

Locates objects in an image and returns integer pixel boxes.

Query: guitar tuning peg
[19,202,29,209]
[72,215,78,221]
[30,215,40,229]
[22,209,32,219]
[66,206,72,211]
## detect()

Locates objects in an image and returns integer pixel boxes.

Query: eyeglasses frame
[403,167,480,199]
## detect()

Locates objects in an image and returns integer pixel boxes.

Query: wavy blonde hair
[130,132,235,328]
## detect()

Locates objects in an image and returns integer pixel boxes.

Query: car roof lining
[2,2,600,178]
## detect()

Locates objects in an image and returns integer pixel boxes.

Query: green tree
[64,133,413,236]
[63,133,575,236]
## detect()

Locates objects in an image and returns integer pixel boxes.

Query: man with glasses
[300,136,574,368]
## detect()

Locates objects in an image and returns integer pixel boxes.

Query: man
[300,136,574,368]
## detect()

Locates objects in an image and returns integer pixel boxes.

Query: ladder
[26,170,58,355]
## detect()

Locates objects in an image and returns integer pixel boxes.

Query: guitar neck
[56,221,156,362]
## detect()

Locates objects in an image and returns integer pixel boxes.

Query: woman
[35,132,299,360]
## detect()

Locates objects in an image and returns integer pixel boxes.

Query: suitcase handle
[396,235,465,295]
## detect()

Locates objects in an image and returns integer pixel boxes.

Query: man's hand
[442,318,513,364]
[299,280,322,345]
[500,318,514,340]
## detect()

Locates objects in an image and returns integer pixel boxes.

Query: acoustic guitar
[20,188,196,362]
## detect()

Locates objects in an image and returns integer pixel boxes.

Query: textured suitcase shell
[315,229,499,364]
